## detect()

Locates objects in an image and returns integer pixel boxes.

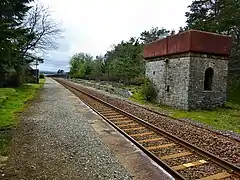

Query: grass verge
[0,79,45,156]
[129,77,240,134]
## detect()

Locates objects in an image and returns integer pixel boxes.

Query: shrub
[25,75,37,83]
[130,75,145,86]
[141,78,157,102]
[39,74,45,79]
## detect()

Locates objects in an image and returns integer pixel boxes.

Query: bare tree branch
[21,2,62,60]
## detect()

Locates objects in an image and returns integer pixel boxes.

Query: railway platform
[2,78,173,180]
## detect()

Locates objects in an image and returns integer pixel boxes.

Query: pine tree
[0,0,34,86]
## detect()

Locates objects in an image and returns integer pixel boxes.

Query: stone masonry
[144,30,232,110]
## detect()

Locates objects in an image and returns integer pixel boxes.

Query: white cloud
[39,0,192,71]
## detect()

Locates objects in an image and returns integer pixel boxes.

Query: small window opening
[164,58,169,64]
[204,68,214,91]
[166,85,170,92]
[153,71,155,75]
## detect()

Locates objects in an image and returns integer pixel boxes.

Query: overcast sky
[39,0,192,72]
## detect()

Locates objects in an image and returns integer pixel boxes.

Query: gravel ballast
[67,79,240,166]
[2,78,132,180]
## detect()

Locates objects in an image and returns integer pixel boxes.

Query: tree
[68,27,173,84]
[21,3,62,57]
[69,53,93,79]
[185,0,221,32]
[57,69,64,74]
[185,0,240,70]
[0,1,62,87]
[140,27,170,44]
[0,0,34,87]
[170,30,176,36]
[178,26,185,33]
[104,38,144,83]
[90,55,105,80]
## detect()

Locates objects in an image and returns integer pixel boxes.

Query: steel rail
[57,79,240,179]
[58,79,185,179]
[119,93,240,143]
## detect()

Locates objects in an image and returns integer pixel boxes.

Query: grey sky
[39,0,192,72]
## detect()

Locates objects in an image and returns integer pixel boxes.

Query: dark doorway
[204,68,214,90]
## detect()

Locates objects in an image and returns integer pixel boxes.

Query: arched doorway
[204,67,214,90]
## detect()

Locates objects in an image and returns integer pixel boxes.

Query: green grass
[129,77,240,134]
[0,88,16,106]
[0,79,45,155]
[172,106,240,133]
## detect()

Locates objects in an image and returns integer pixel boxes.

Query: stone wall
[146,56,190,109]
[146,53,229,110]
[188,55,229,109]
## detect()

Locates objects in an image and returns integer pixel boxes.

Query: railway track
[56,79,240,180]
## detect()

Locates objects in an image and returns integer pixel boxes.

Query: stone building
[144,30,232,110]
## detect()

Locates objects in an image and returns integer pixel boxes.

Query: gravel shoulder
[2,78,131,180]
[67,79,240,166]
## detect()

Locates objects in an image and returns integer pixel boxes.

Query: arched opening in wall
[204,68,214,91]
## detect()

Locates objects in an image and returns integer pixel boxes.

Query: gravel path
[2,78,132,180]
[68,79,240,166]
